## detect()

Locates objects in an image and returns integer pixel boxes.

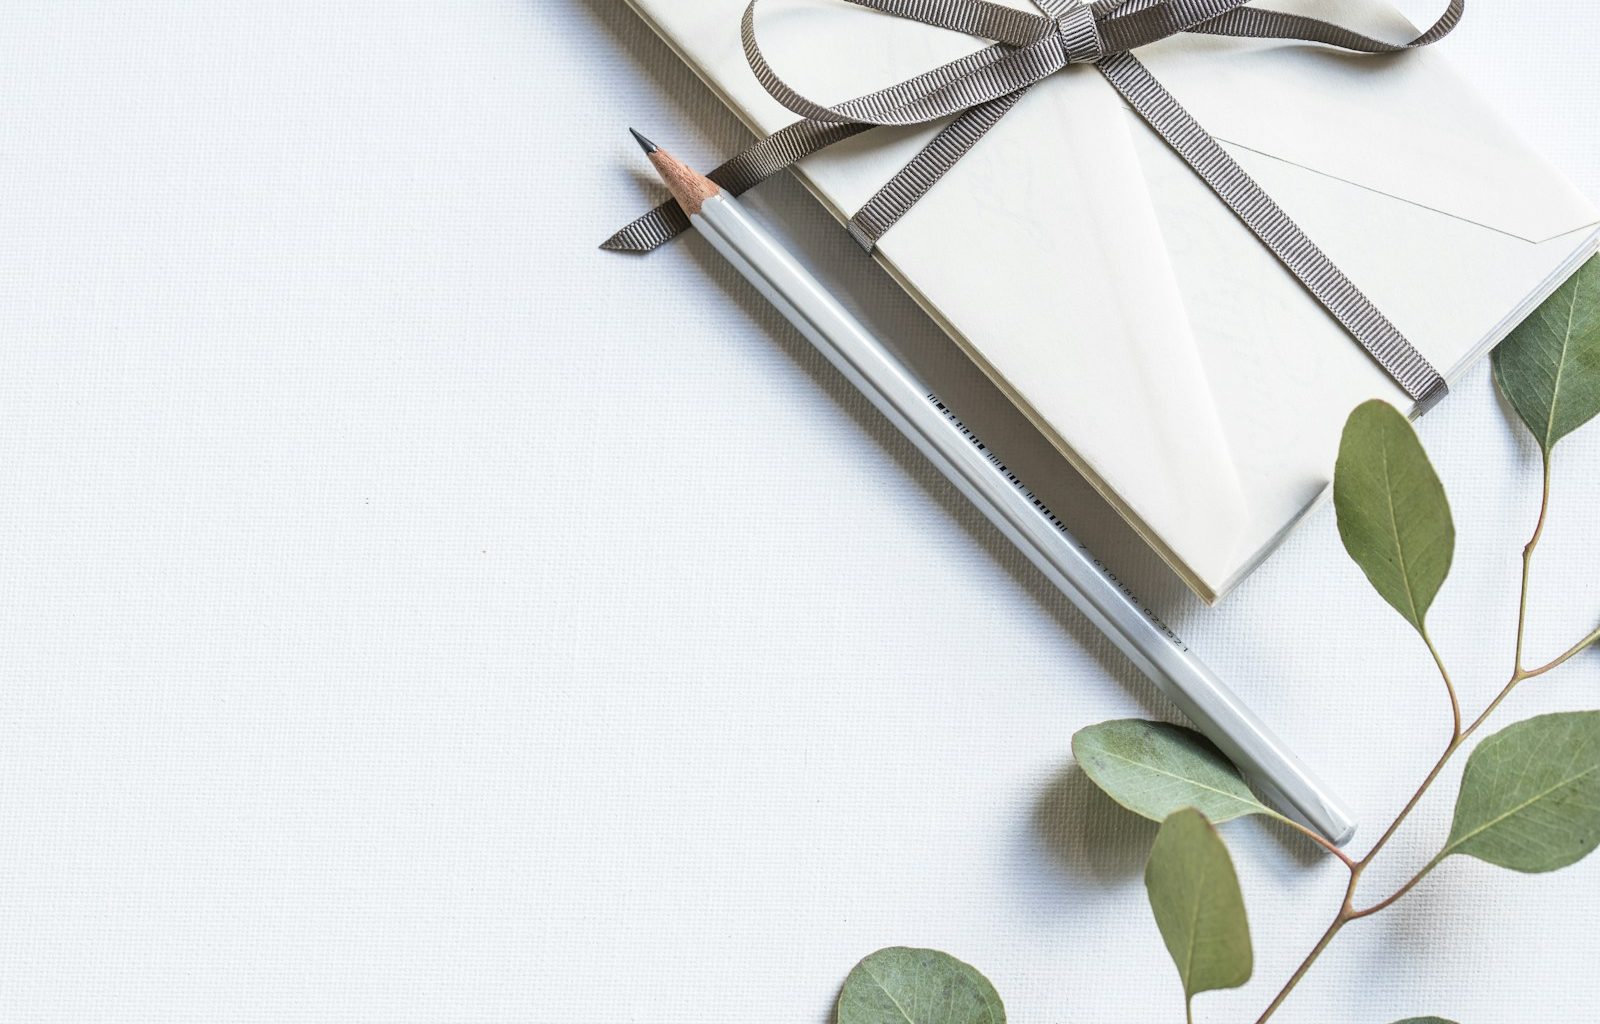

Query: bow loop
[741,0,1066,129]
[841,0,1055,46]
[1094,0,1252,52]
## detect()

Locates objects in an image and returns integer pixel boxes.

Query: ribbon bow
[604,0,1465,407]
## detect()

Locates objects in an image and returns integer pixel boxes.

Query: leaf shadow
[1032,762,1160,882]
[1488,362,1545,469]
[1032,761,1335,890]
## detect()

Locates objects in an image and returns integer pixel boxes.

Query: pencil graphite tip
[628,128,658,155]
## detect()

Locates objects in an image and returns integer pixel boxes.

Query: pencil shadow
[573,0,1203,713]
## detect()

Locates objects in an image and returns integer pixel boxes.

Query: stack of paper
[621,0,1600,601]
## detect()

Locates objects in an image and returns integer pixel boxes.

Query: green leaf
[1333,399,1454,632]
[1144,808,1252,1007]
[1073,720,1273,825]
[835,947,1004,1024]
[1443,711,1600,873]
[1493,254,1600,453]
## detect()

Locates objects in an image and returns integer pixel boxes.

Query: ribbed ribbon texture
[603,0,1464,407]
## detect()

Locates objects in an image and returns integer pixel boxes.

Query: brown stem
[1423,629,1462,740]
[1507,450,1598,680]
[1513,452,1552,674]
[1252,887,1354,1024]
[1355,670,1525,875]
[1356,741,1456,871]
[1521,624,1600,680]
[1278,816,1357,870]
[1347,853,1445,919]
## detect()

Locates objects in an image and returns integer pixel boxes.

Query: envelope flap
[1136,0,1598,242]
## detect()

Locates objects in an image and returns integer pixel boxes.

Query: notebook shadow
[572,0,1203,712]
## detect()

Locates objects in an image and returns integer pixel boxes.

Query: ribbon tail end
[600,200,693,254]
[598,233,652,253]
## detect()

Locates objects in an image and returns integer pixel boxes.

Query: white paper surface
[2,2,1599,1022]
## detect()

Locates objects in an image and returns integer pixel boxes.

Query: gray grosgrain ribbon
[603,0,1463,407]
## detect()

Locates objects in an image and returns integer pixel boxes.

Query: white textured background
[2,2,1597,1022]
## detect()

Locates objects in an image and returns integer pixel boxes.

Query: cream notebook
[621,0,1600,602]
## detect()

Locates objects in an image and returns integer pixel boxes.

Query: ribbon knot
[1044,0,1105,63]
[604,0,1466,409]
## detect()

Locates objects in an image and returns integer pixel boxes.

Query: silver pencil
[630,128,1357,846]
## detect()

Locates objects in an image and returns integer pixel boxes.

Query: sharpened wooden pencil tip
[639,140,721,217]
[629,128,658,155]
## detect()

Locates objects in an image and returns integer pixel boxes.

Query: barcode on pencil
[927,393,1072,535]
[926,393,1188,652]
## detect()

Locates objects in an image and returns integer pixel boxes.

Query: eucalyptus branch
[1252,605,1595,1022]
[1254,426,1587,1022]
[1056,287,1600,1024]
[1255,638,1523,1020]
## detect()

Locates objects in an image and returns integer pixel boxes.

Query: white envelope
[623,0,1600,601]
